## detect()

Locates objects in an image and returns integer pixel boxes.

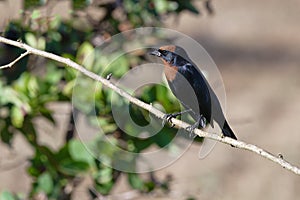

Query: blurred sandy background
[1,0,300,199]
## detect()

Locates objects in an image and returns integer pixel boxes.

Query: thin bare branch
[0,36,299,175]
[0,50,30,69]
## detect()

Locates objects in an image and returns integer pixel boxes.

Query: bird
[149,45,237,140]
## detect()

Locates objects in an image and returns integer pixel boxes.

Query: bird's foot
[162,109,194,127]
[162,112,182,127]
[186,123,198,138]
[186,115,206,138]
[199,115,206,129]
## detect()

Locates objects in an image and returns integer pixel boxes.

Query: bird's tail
[222,120,237,140]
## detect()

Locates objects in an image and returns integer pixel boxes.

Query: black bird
[150,45,237,140]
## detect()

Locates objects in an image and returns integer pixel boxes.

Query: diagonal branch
[0,50,30,69]
[0,36,299,175]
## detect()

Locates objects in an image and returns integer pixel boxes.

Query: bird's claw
[186,115,206,138]
[186,124,198,138]
[199,115,206,129]
[162,113,176,127]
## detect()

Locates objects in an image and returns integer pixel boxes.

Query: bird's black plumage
[150,45,237,140]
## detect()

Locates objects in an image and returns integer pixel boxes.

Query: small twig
[0,36,299,175]
[278,153,284,159]
[0,50,30,69]
[106,72,112,80]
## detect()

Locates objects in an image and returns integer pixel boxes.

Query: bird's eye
[159,50,167,55]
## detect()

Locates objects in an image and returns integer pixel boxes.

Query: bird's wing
[166,64,198,119]
[182,63,213,123]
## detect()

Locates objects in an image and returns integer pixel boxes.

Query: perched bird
[149,45,237,140]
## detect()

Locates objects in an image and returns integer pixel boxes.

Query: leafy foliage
[0,0,212,199]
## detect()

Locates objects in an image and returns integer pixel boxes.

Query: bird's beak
[149,49,161,57]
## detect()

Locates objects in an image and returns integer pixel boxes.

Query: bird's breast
[163,61,178,82]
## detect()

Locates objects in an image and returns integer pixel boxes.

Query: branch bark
[0,50,30,69]
[0,36,299,175]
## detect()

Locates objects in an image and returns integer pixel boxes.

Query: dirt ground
[1,0,300,199]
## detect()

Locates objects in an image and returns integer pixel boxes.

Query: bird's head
[149,45,191,64]
[149,45,176,64]
[149,45,188,81]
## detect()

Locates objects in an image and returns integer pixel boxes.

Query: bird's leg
[162,109,193,127]
[186,115,206,137]
[199,115,206,129]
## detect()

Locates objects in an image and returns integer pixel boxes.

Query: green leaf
[77,42,95,70]
[0,123,14,145]
[94,181,114,195]
[72,0,91,9]
[95,167,113,184]
[31,10,41,19]
[39,107,55,124]
[144,181,156,192]
[37,172,53,195]
[25,33,37,48]
[37,36,46,50]
[24,0,46,9]
[19,118,37,144]
[64,67,78,81]
[49,16,61,30]
[11,106,24,128]
[59,159,90,175]
[177,1,200,14]
[128,173,144,190]
[108,54,129,77]
[167,1,179,11]
[0,191,15,200]
[71,78,95,113]
[153,0,168,14]
[45,63,63,84]
[69,139,94,166]
[153,128,174,148]
[27,75,39,98]
[25,33,45,50]
[133,138,153,152]
[96,117,117,134]
[63,79,75,96]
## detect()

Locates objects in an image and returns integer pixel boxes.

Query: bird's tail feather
[222,120,237,140]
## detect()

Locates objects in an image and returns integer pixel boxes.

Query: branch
[0,50,30,69]
[0,36,299,175]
